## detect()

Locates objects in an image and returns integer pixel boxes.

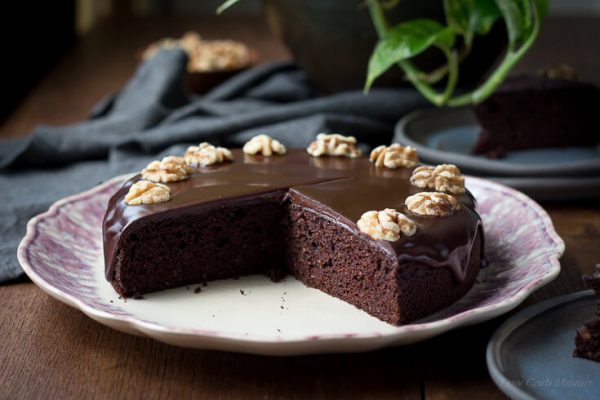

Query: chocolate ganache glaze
[104,149,482,285]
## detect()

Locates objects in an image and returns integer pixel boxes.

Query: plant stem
[366,0,389,36]
[366,0,447,106]
[438,47,459,103]
[397,60,446,105]
[414,42,471,84]
[447,0,541,106]
[367,0,541,107]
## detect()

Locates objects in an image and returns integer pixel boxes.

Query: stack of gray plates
[394,107,600,201]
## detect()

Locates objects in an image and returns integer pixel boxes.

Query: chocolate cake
[103,142,483,325]
[473,75,600,158]
[574,265,600,362]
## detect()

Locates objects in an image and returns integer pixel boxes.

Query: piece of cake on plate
[574,265,600,362]
[473,66,600,158]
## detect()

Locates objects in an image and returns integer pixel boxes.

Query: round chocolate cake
[103,138,483,325]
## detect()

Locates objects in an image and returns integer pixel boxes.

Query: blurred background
[2,0,600,129]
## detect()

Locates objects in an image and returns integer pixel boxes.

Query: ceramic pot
[264,0,506,93]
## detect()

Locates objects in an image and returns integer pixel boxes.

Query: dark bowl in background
[185,49,259,94]
[138,46,258,95]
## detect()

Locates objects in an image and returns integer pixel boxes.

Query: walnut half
[410,166,435,189]
[243,134,287,156]
[357,208,417,241]
[409,164,465,194]
[142,156,190,183]
[434,164,465,194]
[307,133,361,158]
[125,180,171,205]
[405,192,461,217]
[538,64,577,80]
[370,144,418,169]
[184,142,233,167]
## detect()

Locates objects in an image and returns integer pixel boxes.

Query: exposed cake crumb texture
[405,192,461,217]
[357,208,417,241]
[573,264,600,362]
[124,180,172,205]
[184,142,234,167]
[369,144,418,169]
[307,133,361,158]
[243,134,287,156]
[141,156,190,183]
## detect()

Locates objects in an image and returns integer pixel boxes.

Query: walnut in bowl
[142,31,258,93]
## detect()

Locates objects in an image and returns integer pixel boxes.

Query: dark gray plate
[487,291,600,400]
[394,107,600,178]
[394,107,600,200]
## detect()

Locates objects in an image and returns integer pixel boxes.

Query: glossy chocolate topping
[103,149,482,281]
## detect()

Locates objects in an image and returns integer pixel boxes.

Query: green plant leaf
[469,0,502,35]
[444,0,469,34]
[216,0,241,15]
[495,0,547,48]
[536,0,550,17]
[444,0,501,47]
[495,0,525,46]
[445,0,501,36]
[365,19,455,91]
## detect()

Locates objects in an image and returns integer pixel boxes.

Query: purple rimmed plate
[17,175,564,356]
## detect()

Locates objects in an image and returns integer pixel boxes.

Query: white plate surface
[18,175,564,355]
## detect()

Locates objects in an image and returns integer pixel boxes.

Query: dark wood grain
[0,283,421,400]
[1,14,599,400]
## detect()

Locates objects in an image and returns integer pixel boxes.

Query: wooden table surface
[1,15,599,400]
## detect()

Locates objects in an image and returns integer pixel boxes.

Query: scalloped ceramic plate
[18,175,564,355]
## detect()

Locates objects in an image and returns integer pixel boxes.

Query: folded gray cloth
[0,48,427,282]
